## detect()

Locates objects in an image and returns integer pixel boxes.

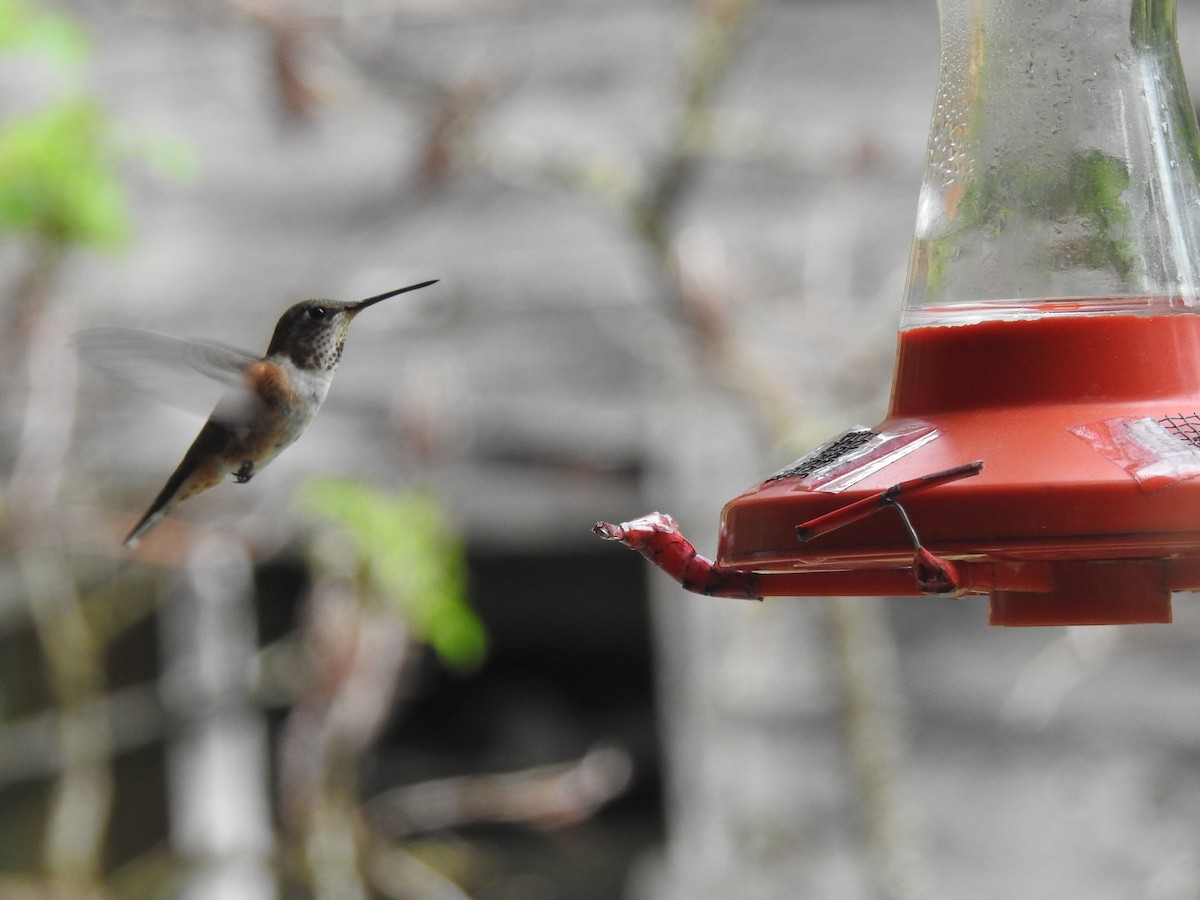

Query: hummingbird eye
[307,306,328,320]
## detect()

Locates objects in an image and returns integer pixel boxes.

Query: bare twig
[0,685,162,789]
[828,600,936,900]
[631,3,938,896]
[364,743,634,838]
[277,548,415,900]
[367,844,475,900]
[8,297,115,891]
[636,0,757,255]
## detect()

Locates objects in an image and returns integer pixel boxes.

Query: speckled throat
[277,319,350,371]
[287,336,346,370]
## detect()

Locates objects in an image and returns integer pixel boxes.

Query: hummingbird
[85,279,438,548]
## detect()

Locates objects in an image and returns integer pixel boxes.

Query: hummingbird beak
[350,279,439,313]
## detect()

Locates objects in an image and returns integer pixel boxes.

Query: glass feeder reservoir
[598,0,1200,625]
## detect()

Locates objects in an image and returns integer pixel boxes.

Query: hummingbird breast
[218,357,333,474]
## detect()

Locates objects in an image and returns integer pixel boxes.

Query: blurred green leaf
[299,478,486,671]
[0,0,90,68]
[0,98,131,249]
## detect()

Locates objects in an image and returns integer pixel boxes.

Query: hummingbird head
[266,280,437,370]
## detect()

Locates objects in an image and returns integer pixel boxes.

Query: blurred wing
[73,327,263,423]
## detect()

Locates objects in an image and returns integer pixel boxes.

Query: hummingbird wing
[73,327,265,424]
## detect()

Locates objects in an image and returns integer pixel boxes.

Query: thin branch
[0,685,162,789]
[364,743,635,838]
[7,290,115,890]
[635,0,758,255]
[828,600,938,900]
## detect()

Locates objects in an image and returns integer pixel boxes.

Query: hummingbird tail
[123,505,167,548]
[123,467,194,547]
[122,423,232,548]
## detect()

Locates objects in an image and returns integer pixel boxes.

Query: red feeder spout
[594,463,982,604]
[593,513,761,600]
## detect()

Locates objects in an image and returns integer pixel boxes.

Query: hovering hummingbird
[79,280,438,548]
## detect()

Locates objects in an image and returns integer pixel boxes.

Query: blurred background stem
[633,2,935,897]
[0,8,134,887]
[21,548,114,891]
[8,258,114,893]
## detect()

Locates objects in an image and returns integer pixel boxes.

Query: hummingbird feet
[234,461,255,484]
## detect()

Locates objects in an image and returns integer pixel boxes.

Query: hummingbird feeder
[597,0,1200,625]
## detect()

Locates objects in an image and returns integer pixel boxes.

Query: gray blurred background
[4,1,1200,898]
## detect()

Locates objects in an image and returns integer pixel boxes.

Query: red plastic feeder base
[717,309,1200,626]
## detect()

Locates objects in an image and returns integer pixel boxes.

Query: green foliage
[1066,150,1134,275]
[0,0,90,68]
[0,0,137,251]
[0,99,130,248]
[920,147,1135,298]
[299,478,486,672]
